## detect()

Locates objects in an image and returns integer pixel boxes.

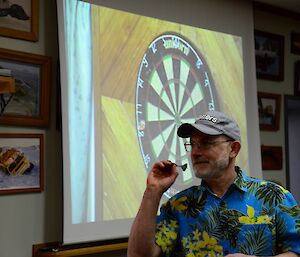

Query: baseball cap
[177,110,241,141]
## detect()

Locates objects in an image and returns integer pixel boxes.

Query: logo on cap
[197,114,218,123]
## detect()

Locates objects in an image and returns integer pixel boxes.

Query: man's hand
[146,160,179,196]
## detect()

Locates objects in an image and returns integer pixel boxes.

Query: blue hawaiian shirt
[155,167,300,257]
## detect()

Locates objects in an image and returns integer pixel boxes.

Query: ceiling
[254,0,300,14]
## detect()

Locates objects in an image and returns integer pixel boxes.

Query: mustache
[192,157,209,165]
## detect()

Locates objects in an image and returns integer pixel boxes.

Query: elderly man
[128,110,300,257]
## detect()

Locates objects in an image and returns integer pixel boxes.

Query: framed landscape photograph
[254,30,284,81]
[0,133,44,195]
[0,48,51,127]
[258,92,281,131]
[0,0,39,41]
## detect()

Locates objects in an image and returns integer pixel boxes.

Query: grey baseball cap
[177,110,241,141]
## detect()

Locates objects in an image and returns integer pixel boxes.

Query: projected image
[136,33,218,198]
[92,5,247,222]
[60,0,247,243]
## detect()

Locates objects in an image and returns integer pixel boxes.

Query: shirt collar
[232,166,248,193]
[198,166,248,194]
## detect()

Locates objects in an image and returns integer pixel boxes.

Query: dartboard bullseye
[135,33,218,198]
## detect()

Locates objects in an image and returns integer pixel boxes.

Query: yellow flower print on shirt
[199,232,223,253]
[239,205,272,224]
[183,231,223,257]
[278,185,289,194]
[170,196,188,212]
[155,220,178,254]
[192,229,201,239]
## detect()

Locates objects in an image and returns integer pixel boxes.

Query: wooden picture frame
[294,60,300,96]
[0,133,44,195]
[258,92,281,131]
[0,48,51,127]
[254,30,284,81]
[291,32,300,55]
[0,0,39,41]
[261,145,283,170]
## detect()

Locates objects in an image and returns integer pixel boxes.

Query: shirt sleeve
[276,189,300,254]
[155,200,179,257]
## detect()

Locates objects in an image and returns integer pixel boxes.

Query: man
[128,110,300,257]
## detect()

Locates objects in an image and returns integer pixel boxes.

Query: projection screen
[57,0,260,245]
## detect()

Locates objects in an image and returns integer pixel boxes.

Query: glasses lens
[184,140,233,152]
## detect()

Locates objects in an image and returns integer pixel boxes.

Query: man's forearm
[127,188,162,257]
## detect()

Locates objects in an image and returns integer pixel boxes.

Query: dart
[165,162,188,171]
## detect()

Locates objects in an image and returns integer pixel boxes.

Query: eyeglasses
[184,139,233,152]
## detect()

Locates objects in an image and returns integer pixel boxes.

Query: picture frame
[258,92,281,131]
[0,48,51,127]
[294,60,300,96]
[0,0,39,41]
[0,133,44,195]
[291,32,300,55]
[261,145,283,170]
[254,30,284,81]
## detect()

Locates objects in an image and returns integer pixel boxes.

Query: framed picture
[291,32,300,55]
[0,0,38,41]
[261,145,283,170]
[254,30,284,81]
[258,92,281,131]
[0,133,44,194]
[294,61,300,96]
[0,48,51,127]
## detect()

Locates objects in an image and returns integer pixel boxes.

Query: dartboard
[135,33,218,198]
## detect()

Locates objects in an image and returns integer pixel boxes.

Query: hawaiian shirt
[155,167,300,257]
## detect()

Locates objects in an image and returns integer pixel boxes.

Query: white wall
[254,7,300,187]
[0,1,62,257]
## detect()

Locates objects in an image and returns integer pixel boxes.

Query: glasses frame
[184,139,233,152]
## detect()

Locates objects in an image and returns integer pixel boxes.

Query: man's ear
[229,141,241,158]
